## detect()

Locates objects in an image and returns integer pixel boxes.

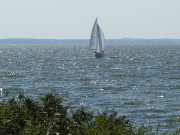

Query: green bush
[0,92,179,135]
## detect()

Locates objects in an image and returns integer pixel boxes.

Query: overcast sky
[1,0,180,39]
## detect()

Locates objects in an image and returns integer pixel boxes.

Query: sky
[1,0,180,39]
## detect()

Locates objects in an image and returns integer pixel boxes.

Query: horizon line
[1,38,180,40]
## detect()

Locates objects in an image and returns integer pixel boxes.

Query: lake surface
[0,44,180,131]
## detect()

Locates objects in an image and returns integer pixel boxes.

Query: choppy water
[0,44,180,131]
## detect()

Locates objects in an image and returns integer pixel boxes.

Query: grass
[0,92,180,135]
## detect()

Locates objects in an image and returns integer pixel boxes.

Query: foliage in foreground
[0,93,179,135]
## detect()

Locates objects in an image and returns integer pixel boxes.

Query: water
[0,44,180,131]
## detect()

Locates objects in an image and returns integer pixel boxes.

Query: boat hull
[95,52,104,58]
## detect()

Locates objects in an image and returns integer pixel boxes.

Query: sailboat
[89,18,105,58]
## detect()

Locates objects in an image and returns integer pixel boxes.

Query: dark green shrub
[0,92,179,135]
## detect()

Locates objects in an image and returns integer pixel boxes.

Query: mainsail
[90,18,105,53]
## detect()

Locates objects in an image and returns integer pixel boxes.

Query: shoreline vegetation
[0,92,180,135]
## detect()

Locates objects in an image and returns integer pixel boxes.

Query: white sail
[90,18,98,50]
[97,24,105,52]
[90,18,105,53]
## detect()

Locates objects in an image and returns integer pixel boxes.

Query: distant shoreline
[1,38,180,45]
